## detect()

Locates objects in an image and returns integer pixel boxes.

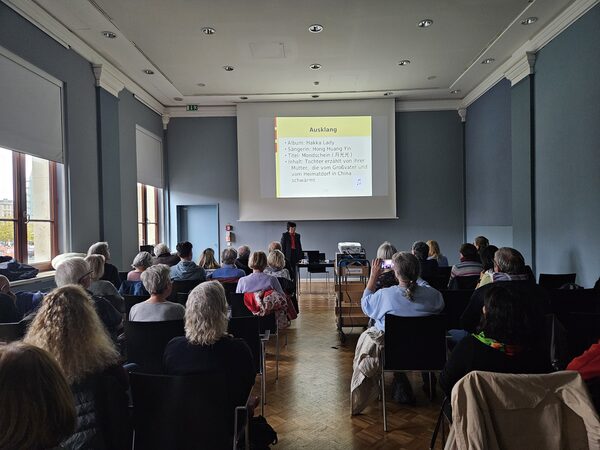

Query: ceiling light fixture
[427,75,437,80]
[102,31,117,39]
[197,83,206,87]
[309,63,322,70]
[450,89,461,94]
[313,81,320,86]
[398,60,411,66]
[223,65,234,71]
[312,94,320,98]
[240,96,248,100]
[521,17,538,25]
[201,26,216,35]
[384,92,394,96]
[308,24,324,33]
[174,97,183,101]
[417,19,433,28]
[143,69,154,75]
[481,58,495,64]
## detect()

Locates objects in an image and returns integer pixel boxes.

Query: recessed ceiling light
[450,89,461,94]
[427,75,437,80]
[311,94,319,98]
[308,24,324,33]
[417,19,433,28]
[197,83,206,87]
[309,63,322,70]
[223,65,234,71]
[384,92,394,96]
[313,81,320,86]
[240,96,248,100]
[174,97,183,101]
[521,17,538,25]
[143,69,154,75]
[102,31,117,39]
[481,58,495,64]
[398,60,411,66]
[201,26,216,35]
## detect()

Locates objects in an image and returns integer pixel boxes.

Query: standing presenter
[281,221,303,282]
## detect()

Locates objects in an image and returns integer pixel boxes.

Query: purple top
[235,272,284,295]
[127,270,142,281]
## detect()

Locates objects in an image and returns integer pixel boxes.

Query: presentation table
[296,260,334,295]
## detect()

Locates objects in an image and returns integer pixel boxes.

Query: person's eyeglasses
[78,270,93,284]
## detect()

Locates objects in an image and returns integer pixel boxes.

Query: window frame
[137,183,160,247]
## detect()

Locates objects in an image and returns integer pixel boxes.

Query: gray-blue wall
[534,4,600,287]
[167,111,464,265]
[465,79,513,247]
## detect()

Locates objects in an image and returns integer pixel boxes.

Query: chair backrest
[0,321,26,343]
[228,316,261,373]
[440,290,474,330]
[383,314,447,371]
[169,279,201,301]
[436,265,452,279]
[318,252,326,261]
[119,280,148,296]
[220,281,238,297]
[563,312,600,359]
[125,320,185,373]
[448,275,480,290]
[118,271,128,284]
[305,250,320,263]
[539,273,577,289]
[139,245,154,254]
[176,292,189,306]
[130,372,231,450]
[124,294,150,315]
[548,289,600,320]
[227,293,254,318]
[422,274,450,291]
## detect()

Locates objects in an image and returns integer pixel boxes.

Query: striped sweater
[449,260,483,281]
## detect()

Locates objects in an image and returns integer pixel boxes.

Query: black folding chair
[124,320,184,374]
[130,372,250,450]
[563,312,600,360]
[0,321,26,343]
[169,279,201,302]
[123,294,150,317]
[440,290,474,331]
[228,316,266,415]
[539,273,577,290]
[448,275,480,290]
[381,314,447,431]
[227,293,253,318]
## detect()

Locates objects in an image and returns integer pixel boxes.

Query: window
[137,183,160,247]
[0,147,58,268]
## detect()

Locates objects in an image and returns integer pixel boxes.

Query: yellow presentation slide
[275,116,372,198]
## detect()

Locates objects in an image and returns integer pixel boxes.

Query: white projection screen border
[237,99,396,221]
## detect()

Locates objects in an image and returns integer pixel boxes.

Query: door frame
[176,203,220,257]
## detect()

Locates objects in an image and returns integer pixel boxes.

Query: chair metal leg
[381,369,388,432]
[275,331,280,380]
[429,372,434,401]
[260,341,266,414]
[430,405,445,449]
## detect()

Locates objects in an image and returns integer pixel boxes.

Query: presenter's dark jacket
[281,232,303,266]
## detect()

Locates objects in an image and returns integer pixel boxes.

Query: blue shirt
[208,264,246,280]
[361,282,444,332]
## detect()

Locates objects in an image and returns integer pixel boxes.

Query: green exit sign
[186,105,199,111]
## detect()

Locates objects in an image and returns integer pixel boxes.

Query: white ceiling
[33,0,577,107]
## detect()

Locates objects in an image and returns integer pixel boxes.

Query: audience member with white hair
[152,243,180,267]
[87,241,121,288]
[235,245,252,275]
[127,251,153,281]
[54,257,121,338]
[129,264,185,322]
[163,281,255,424]
[208,247,246,280]
[264,249,291,280]
[85,254,124,312]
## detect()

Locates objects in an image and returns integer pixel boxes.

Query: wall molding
[395,99,460,112]
[165,106,237,118]
[92,64,125,97]
[505,52,536,86]
[460,0,599,108]
[2,0,164,115]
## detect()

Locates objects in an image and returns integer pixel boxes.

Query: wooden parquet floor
[256,281,445,450]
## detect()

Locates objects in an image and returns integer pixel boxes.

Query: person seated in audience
[264,249,291,280]
[128,251,153,281]
[475,244,499,288]
[152,243,180,266]
[129,264,185,322]
[374,241,398,291]
[163,281,255,425]
[567,340,600,412]
[24,285,131,449]
[198,247,220,277]
[268,241,295,282]
[170,241,206,282]
[86,254,124,312]
[235,245,252,275]
[448,243,483,287]
[460,247,546,335]
[55,257,122,339]
[440,285,552,400]
[0,275,21,323]
[473,235,489,251]
[208,247,246,281]
[359,252,444,405]
[236,251,285,295]
[412,241,438,279]
[426,240,449,267]
[87,241,121,288]
[0,342,76,450]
